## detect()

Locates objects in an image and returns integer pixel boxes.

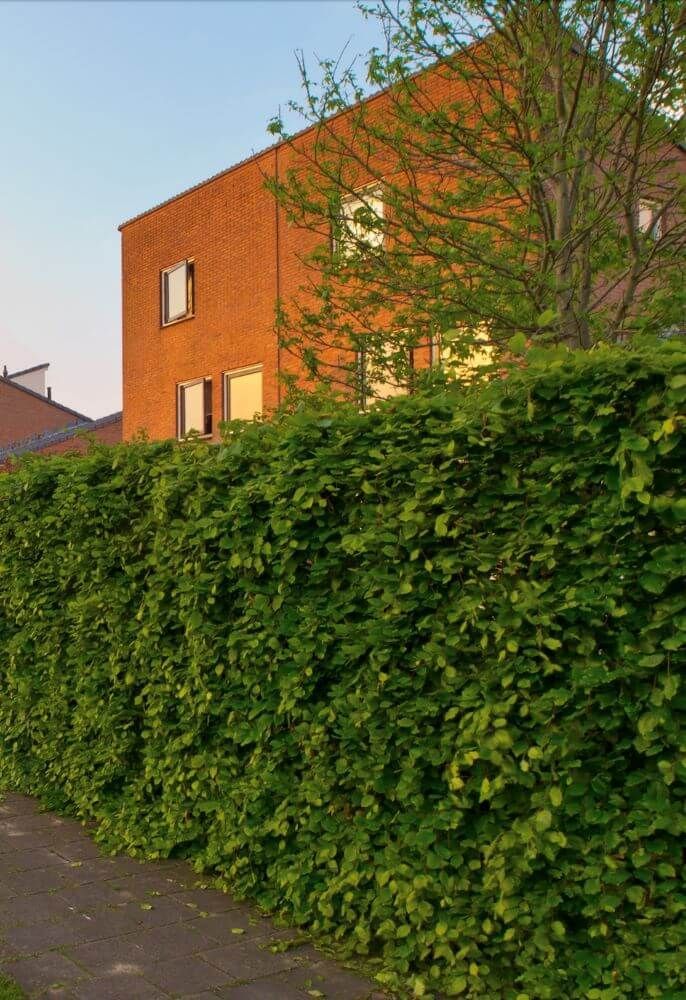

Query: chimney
[47,386,52,400]
[2,365,7,378]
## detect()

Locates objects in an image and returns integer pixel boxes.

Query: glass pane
[166,262,188,321]
[340,192,384,252]
[181,380,204,435]
[365,343,407,400]
[227,370,263,420]
[638,201,661,239]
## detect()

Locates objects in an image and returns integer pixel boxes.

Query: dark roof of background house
[0,412,122,464]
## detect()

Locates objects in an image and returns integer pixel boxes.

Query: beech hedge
[1,342,685,999]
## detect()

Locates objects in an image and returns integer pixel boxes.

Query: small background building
[0,362,122,469]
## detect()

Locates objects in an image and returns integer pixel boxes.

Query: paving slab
[0,792,389,999]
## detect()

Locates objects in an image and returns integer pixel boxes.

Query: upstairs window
[162,259,194,325]
[357,342,412,407]
[223,365,263,421]
[336,188,384,256]
[637,200,662,241]
[177,377,212,439]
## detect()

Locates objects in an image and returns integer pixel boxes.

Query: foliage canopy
[268,0,686,397]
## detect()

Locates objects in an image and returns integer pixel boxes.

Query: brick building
[0,363,122,469]
[120,64,685,444]
[0,412,122,472]
[0,364,90,448]
[119,68,452,443]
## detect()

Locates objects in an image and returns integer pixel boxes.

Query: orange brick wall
[120,67,464,443]
[38,417,123,456]
[0,379,85,448]
[0,416,122,473]
[120,62,684,443]
[121,151,284,442]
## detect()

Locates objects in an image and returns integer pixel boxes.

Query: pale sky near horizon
[0,0,386,417]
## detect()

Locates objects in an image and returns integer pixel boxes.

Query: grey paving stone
[0,935,20,962]
[3,866,74,895]
[3,919,85,954]
[184,910,273,945]
[144,955,235,994]
[269,961,380,1000]
[216,979,310,1000]
[2,801,52,815]
[0,795,40,816]
[0,892,70,927]
[173,888,243,914]
[120,896,199,929]
[59,857,144,886]
[0,830,58,851]
[64,936,148,976]
[2,952,87,993]
[71,972,169,999]
[202,941,303,979]
[131,923,217,962]
[2,847,74,872]
[102,872,186,900]
[61,909,146,942]
[0,793,382,999]
[58,881,133,912]
[36,988,76,1000]
[52,839,104,863]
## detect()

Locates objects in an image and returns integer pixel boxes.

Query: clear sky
[0,0,385,417]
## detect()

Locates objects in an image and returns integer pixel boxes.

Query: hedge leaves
[1,341,685,998]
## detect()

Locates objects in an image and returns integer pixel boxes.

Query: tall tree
[267,0,686,399]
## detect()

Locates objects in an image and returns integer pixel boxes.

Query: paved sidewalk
[0,794,386,1000]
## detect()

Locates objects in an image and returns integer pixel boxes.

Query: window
[358,343,412,407]
[637,200,662,241]
[162,259,194,325]
[336,188,384,256]
[177,377,212,438]
[223,365,263,421]
[431,328,494,374]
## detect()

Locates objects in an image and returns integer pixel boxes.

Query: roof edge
[7,363,50,379]
[0,411,122,462]
[0,375,90,421]
[117,60,435,231]
[118,50,686,233]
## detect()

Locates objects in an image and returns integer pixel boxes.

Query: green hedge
[1,342,685,999]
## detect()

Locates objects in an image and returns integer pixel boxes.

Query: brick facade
[0,413,122,472]
[0,376,89,448]
[119,68,459,443]
[121,150,284,443]
[120,64,685,443]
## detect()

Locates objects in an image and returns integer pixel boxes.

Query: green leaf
[435,513,450,537]
[508,332,528,354]
[534,809,552,831]
[537,308,557,328]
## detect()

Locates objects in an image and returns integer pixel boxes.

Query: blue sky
[0,1,385,416]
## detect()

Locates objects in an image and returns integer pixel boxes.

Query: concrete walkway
[0,794,386,1000]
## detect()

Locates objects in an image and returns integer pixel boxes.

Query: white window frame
[223,364,264,422]
[162,259,194,326]
[335,186,385,256]
[177,376,212,440]
[637,200,662,241]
